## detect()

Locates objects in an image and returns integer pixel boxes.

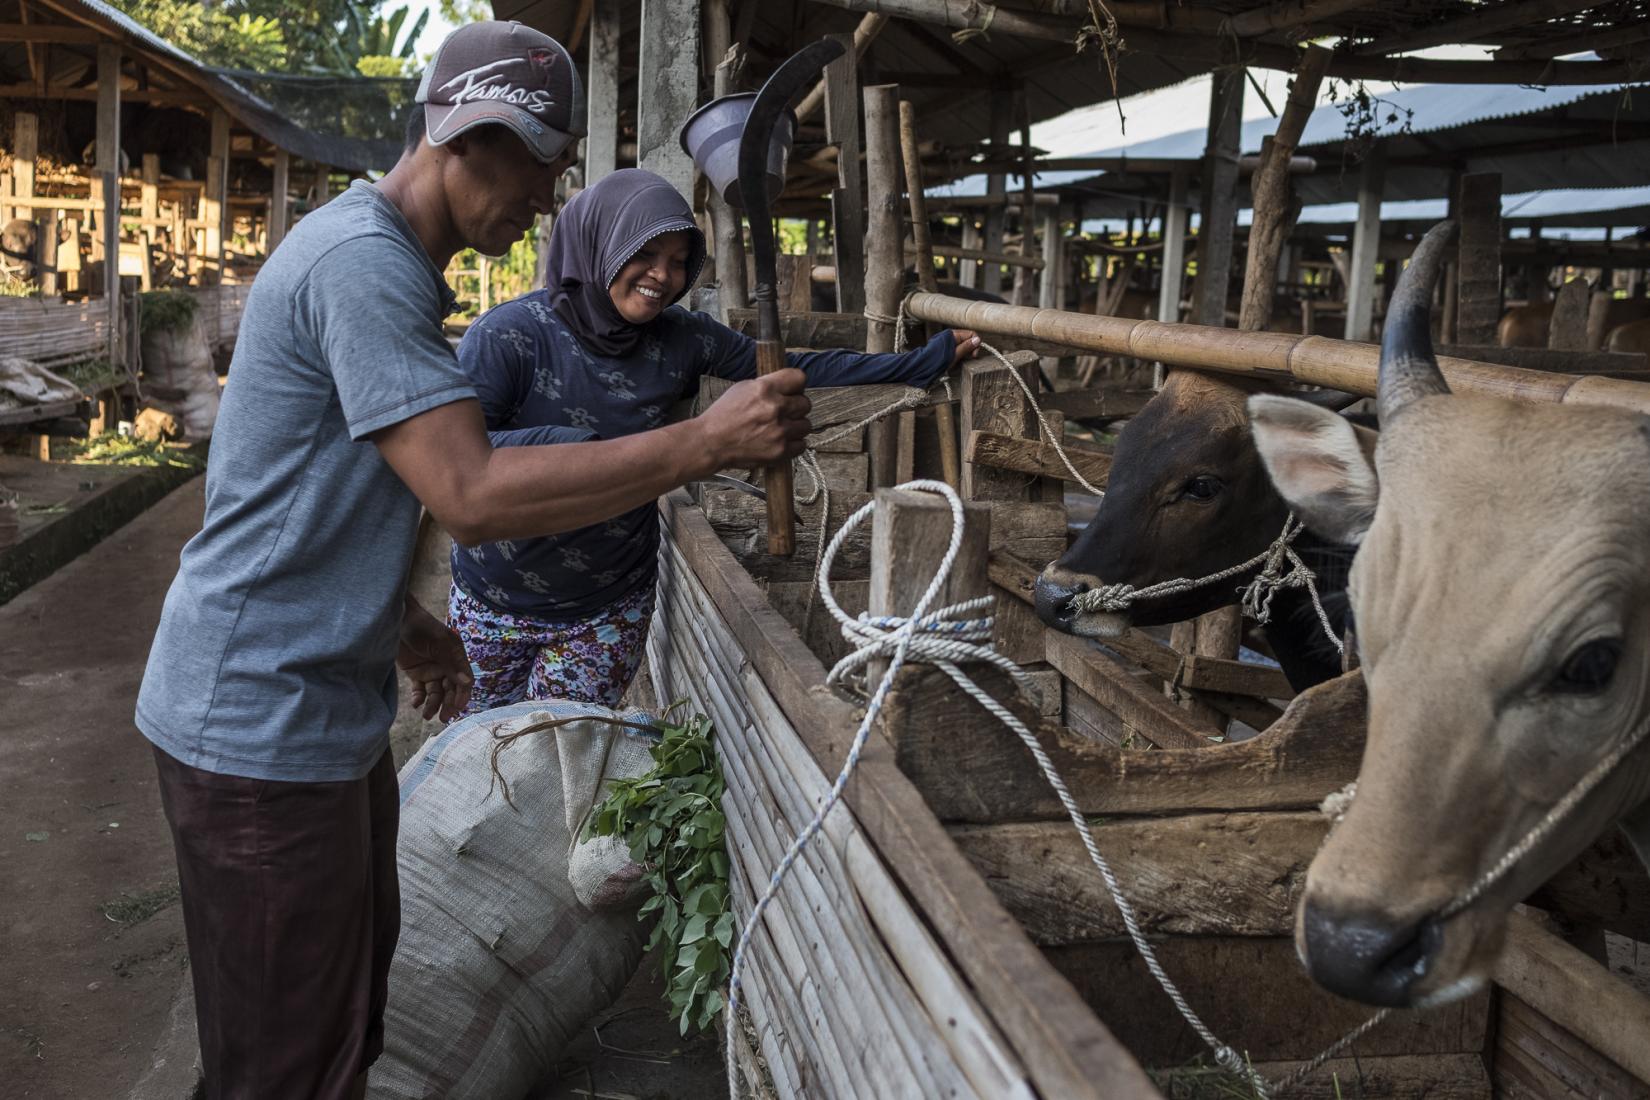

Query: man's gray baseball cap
[416,21,586,164]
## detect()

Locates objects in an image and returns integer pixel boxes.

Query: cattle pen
[646,292,1650,1098]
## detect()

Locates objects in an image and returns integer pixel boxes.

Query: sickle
[737,37,845,556]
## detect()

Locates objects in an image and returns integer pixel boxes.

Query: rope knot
[1238,517,1313,624]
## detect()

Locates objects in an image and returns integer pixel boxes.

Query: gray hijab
[545,168,707,357]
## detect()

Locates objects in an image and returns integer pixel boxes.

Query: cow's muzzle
[1298,899,1444,1007]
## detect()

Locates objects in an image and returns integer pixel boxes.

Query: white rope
[724,481,1363,1100]
[1071,514,1345,657]
[974,339,1108,497]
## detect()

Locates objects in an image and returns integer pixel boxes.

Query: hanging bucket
[678,93,794,211]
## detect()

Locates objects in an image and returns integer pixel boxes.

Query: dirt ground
[0,478,722,1099]
[0,478,203,1100]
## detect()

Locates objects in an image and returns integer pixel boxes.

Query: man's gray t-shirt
[136,181,475,782]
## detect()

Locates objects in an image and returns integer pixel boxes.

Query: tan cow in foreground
[1247,221,1650,1009]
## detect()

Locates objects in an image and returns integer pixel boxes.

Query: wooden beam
[584,0,620,186]
[1354,0,1613,57]
[1226,0,1382,37]
[809,0,1650,83]
[1495,911,1650,1085]
[636,0,698,199]
[0,83,210,106]
[965,429,1112,487]
[0,22,100,43]
[96,44,120,364]
[1157,166,1189,338]
[1498,17,1650,60]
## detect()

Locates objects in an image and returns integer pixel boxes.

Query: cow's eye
[1182,475,1222,501]
[1551,639,1622,694]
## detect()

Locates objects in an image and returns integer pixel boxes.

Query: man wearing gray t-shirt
[136,22,810,1100]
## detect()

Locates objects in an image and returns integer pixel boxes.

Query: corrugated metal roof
[932,79,1650,211]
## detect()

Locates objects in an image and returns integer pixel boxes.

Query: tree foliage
[114,0,436,76]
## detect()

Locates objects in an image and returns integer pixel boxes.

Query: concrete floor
[0,478,204,1099]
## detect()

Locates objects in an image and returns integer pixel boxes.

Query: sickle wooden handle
[754,337,796,556]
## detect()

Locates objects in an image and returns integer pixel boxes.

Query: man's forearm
[456,419,710,544]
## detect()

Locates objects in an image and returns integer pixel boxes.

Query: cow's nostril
[1301,901,1440,1007]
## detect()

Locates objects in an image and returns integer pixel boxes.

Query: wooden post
[268,148,290,253]
[12,112,36,230]
[825,33,866,316]
[959,218,981,287]
[1344,147,1385,342]
[709,45,746,312]
[961,353,1057,664]
[315,164,332,204]
[1238,46,1330,333]
[864,84,903,488]
[637,0,699,200]
[203,109,229,287]
[868,488,990,686]
[1455,171,1502,346]
[1193,67,1244,328]
[140,153,158,258]
[1037,206,1062,309]
[1014,91,1037,307]
[1155,167,1190,388]
[1586,287,1616,351]
[97,44,121,364]
[1549,277,1591,351]
[586,0,622,187]
[981,95,1011,297]
[899,97,960,490]
[39,206,57,297]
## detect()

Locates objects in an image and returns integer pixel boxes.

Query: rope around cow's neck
[1070,513,1346,657]
[723,480,1380,1100]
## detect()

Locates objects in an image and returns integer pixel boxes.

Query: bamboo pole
[904,292,1650,415]
[899,98,961,490]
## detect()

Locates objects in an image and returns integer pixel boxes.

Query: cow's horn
[1377,220,1456,424]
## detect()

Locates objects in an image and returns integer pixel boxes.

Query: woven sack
[369,700,659,1100]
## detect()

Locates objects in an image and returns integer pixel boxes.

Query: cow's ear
[1248,395,1379,545]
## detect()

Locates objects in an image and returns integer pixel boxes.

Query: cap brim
[426,101,577,164]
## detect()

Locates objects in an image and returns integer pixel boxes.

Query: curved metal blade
[738,37,845,284]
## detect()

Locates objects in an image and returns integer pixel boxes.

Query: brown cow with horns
[1247,220,1650,1008]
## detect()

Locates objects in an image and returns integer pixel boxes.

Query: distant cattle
[1,219,38,281]
[1498,298,1650,348]
[1606,317,1650,355]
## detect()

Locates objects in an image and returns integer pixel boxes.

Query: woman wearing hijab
[449,168,981,712]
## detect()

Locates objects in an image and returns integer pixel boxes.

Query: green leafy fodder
[138,289,200,336]
[586,711,734,1036]
[73,432,204,469]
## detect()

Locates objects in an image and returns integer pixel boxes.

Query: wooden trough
[648,320,1650,1098]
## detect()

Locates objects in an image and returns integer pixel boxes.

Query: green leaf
[681,914,708,944]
